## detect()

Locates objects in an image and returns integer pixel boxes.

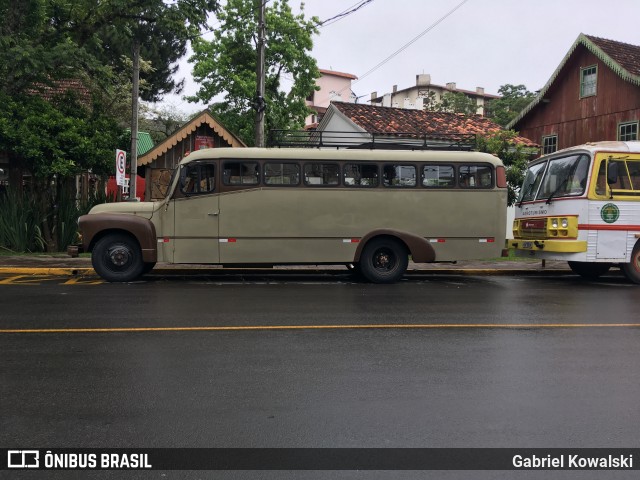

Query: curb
[0,267,573,277]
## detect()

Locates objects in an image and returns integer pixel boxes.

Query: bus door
[593,156,630,261]
[171,161,220,264]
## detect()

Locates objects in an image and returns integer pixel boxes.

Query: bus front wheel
[92,233,144,282]
[621,242,640,284]
[359,238,408,284]
[568,261,611,280]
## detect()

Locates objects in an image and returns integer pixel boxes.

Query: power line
[318,0,374,28]
[353,0,471,87]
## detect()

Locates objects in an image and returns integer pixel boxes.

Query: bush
[0,187,46,252]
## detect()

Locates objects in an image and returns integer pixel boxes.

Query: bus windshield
[518,154,590,203]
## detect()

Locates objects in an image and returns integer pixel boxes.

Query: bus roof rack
[268,130,477,151]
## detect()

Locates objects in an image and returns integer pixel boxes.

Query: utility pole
[254,0,266,147]
[129,39,140,201]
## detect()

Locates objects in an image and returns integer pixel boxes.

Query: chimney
[392,85,398,93]
[416,74,431,86]
[476,87,484,95]
[370,91,378,101]
[446,82,456,90]
[416,73,431,87]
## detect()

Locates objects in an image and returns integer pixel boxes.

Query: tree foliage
[188,0,320,145]
[476,130,533,206]
[0,0,220,251]
[486,84,536,127]
[436,91,479,115]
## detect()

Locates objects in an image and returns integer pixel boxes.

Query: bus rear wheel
[359,238,408,284]
[568,261,611,280]
[92,233,144,282]
[621,242,640,284]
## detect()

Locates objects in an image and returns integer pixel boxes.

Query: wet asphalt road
[1,273,639,479]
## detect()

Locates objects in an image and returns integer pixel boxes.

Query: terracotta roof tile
[331,102,537,146]
[586,35,640,76]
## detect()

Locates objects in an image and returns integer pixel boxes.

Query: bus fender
[354,230,436,264]
[78,213,157,263]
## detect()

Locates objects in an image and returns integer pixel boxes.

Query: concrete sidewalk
[0,253,573,277]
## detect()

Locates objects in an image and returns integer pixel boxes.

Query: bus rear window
[459,165,493,188]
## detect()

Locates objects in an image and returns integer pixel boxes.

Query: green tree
[486,84,536,127]
[435,91,479,115]
[0,91,124,251]
[476,130,535,206]
[0,0,220,251]
[188,0,320,145]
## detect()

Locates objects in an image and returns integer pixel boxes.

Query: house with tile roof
[138,109,245,199]
[318,101,536,148]
[508,33,640,154]
[370,74,500,116]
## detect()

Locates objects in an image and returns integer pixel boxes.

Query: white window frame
[580,65,597,98]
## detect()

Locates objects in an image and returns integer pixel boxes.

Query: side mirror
[607,162,618,185]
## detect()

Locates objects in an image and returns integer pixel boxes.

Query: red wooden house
[508,34,640,154]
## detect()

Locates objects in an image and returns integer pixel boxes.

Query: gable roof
[324,101,537,146]
[138,110,246,166]
[507,33,640,129]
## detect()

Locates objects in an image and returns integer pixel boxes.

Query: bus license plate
[522,241,533,248]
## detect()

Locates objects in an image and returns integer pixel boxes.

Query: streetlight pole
[254,0,266,147]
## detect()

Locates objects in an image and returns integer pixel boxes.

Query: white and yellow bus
[79,147,508,283]
[509,141,640,283]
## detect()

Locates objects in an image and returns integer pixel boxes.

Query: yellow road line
[1,323,639,334]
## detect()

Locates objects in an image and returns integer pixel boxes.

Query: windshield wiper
[546,176,569,204]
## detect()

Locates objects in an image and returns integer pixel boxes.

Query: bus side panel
[217,188,506,264]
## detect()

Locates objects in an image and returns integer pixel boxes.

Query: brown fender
[78,213,157,263]
[354,229,436,263]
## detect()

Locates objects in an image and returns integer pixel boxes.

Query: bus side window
[628,161,640,190]
[304,163,340,186]
[383,164,416,187]
[344,163,378,187]
[223,162,259,186]
[422,165,455,188]
[181,163,215,195]
[264,162,300,185]
[608,160,631,190]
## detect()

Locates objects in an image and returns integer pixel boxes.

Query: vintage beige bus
[508,141,640,283]
[78,147,508,283]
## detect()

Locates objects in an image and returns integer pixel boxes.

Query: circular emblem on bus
[601,203,620,224]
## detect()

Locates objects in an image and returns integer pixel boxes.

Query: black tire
[359,237,408,284]
[92,233,144,282]
[568,261,611,280]
[621,241,640,284]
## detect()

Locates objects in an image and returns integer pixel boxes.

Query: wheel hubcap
[108,245,131,267]
[373,249,395,271]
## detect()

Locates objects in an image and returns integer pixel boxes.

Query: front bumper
[508,239,587,253]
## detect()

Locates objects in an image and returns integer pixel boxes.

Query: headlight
[551,219,558,228]
[561,218,569,228]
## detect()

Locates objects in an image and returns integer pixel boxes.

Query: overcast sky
[157,0,639,114]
